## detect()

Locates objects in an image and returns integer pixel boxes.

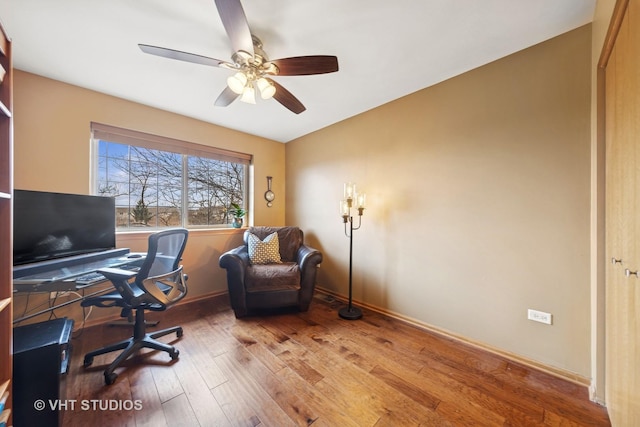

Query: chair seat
[245,262,301,293]
[83,283,170,312]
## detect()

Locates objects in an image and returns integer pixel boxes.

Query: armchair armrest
[219,246,250,274]
[297,244,323,272]
[297,244,323,311]
[219,246,251,316]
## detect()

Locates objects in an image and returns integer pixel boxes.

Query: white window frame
[90,122,252,230]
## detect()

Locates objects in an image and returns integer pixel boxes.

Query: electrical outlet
[528,309,552,325]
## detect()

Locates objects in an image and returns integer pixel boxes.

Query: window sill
[116,227,247,237]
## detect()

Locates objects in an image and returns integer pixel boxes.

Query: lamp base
[339,305,362,320]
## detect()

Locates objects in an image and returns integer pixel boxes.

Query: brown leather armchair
[219,226,323,317]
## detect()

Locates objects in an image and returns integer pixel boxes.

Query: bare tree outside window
[96,139,247,230]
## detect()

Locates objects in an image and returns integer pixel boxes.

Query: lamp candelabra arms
[343,211,363,238]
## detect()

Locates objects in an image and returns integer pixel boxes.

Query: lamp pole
[339,183,365,320]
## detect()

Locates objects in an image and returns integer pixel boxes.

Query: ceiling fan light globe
[240,85,256,104]
[227,72,247,94]
[257,78,276,99]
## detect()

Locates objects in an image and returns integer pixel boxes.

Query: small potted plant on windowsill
[229,202,246,228]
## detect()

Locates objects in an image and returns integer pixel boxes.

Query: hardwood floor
[61,295,610,426]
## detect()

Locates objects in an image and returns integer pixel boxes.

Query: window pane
[186,156,245,227]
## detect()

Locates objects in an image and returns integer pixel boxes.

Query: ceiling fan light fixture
[240,84,256,104]
[257,78,275,100]
[227,72,247,94]
[138,0,339,113]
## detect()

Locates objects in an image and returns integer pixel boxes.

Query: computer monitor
[13,190,116,266]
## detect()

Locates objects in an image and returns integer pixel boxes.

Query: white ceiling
[0,0,595,143]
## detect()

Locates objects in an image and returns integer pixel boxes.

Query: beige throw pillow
[248,232,282,264]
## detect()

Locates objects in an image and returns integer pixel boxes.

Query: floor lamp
[339,182,366,320]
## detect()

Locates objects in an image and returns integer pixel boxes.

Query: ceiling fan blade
[269,79,306,114]
[270,56,339,76]
[214,0,254,56]
[214,86,240,107]
[139,44,226,67]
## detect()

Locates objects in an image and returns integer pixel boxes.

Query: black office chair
[82,228,189,385]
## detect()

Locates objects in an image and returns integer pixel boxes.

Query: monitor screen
[13,190,116,266]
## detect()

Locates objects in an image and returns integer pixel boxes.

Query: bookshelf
[0,18,12,426]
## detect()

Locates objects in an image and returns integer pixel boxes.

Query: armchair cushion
[246,263,301,292]
[248,231,282,265]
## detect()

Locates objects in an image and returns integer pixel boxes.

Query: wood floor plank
[220,338,319,426]
[161,393,200,427]
[275,365,362,427]
[228,321,290,374]
[213,350,297,426]
[370,364,441,410]
[210,378,263,427]
[169,346,231,426]
[61,295,610,426]
[435,399,506,427]
[149,364,184,403]
[416,360,546,425]
[279,342,422,425]
[179,318,229,389]
[128,367,168,427]
[418,348,553,419]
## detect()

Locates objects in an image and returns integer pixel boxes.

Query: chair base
[107,318,159,327]
[83,308,182,385]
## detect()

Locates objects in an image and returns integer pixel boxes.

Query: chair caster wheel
[170,349,180,360]
[84,356,94,367]
[176,328,183,338]
[105,372,118,385]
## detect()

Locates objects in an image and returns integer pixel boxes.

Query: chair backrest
[141,265,187,306]
[135,228,189,286]
[244,226,303,262]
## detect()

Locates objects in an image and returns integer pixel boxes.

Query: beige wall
[286,26,593,378]
[12,71,286,323]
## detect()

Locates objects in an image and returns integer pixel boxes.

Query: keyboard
[75,264,140,287]
[75,271,106,286]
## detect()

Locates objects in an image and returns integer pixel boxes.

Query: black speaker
[13,318,73,427]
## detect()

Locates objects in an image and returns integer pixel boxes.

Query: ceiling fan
[138,0,339,114]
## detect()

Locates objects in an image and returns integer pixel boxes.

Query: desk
[13,249,145,324]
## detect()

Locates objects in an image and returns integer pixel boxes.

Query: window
[91,123,251,230]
